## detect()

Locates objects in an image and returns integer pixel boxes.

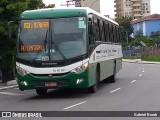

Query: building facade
[74,0,100,13]
[131,14,160,36]
[114,0,151,19]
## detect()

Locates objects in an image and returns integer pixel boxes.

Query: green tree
[116,16,133,36]
[44,4,55,8]
[0,0,44,82]
[130,30,156,47]
[150,31,160,44]
[116,16,134,47]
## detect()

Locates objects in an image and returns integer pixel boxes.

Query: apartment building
[74,0,100,13]
[114,0,151,19]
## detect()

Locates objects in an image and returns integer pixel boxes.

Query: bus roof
[20,7,118,25]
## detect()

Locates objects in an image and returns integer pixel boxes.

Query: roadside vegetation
[116,16,160,62]
[142,55,160,62]
[0,0,55,82]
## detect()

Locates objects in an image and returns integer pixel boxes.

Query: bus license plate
[45,82,57,87]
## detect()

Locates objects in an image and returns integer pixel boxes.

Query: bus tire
[109,74,116,83]
[103,77,110,83]
[36,89,47,95]
[88,66,100,93]
[88,82,97,93]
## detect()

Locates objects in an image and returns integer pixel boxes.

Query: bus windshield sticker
[42,56,49,61]
[79,17,84,21]
[78,21,85,28]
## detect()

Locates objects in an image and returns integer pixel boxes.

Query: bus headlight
[16,66,30,76]
[71,62,89,73]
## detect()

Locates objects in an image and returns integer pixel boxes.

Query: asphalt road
[1,62,160,120]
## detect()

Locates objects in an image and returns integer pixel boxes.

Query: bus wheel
[109,63,116,83]
[109,74,116,83]
[36,89,47,95]
[88,67,100,93]
[88,82,97,93]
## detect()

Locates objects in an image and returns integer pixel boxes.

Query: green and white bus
[9,7,123,95]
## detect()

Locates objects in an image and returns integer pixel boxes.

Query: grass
[123,54,141,59]
[142,55,160,62]
[123,54,160,62]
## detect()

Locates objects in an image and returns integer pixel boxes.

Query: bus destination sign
[23,21,49,29]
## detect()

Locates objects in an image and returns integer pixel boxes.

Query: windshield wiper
[50,29,68,62]
[30,29,49,65]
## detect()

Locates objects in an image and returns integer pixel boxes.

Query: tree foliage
[116,16,134,46]
[0,0,44,82]
[44,4,55,8]
[116,16,133,36]
[130,30,156,47]
[150,31,160,44]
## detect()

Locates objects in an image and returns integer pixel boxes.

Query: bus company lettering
[20,45,44,52]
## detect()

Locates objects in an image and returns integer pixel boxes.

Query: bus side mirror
[119,26,128,44]
[8,27,13,40]
[8,21,18,40]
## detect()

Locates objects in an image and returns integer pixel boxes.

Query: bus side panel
[100,59,115,81]
[88,63,97,87]
[115,58,122,73]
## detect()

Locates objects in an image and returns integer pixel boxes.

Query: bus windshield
[17,17,87,62]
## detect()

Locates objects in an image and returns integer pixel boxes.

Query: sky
[43,0,160,18]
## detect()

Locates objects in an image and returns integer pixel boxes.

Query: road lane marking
[139,74,142,77]
[63,101,87,110]
[0,92,22,96]
[110,88,121,93]
[142,68,145,73]
[14,88,19,89]
[131,80,137,83]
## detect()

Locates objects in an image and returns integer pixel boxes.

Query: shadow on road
[24,88,90,100]
[22,77,122,100]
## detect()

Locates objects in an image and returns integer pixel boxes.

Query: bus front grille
[31,72,70,77]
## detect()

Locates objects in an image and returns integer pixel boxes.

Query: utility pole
[61,0,75,7]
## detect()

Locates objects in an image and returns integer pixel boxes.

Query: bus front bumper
[17,70,89,91]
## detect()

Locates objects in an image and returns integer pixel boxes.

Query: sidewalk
[0,80,18,90]
[122,59,160,65]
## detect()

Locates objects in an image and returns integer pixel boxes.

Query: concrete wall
[145,20,160,36]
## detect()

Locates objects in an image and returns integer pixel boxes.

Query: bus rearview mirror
[7,21,18,40]
[8,27,13,40]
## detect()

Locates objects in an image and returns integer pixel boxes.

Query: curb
[7,80,18,86]
[0,85,18,90]
[122,59,160,65]
[0,80,18,90]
